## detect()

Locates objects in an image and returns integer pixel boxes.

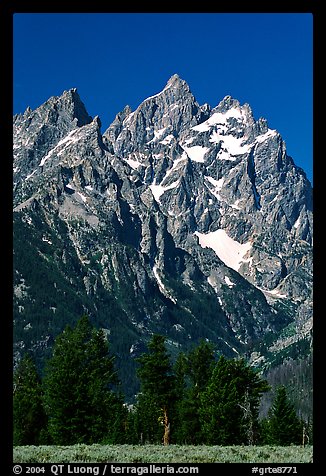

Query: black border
[2,2,322,473]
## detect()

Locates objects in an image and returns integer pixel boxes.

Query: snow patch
[149,179,180,203]
[224,276,235,287]
[42,236,52,245]
[194,229,252,272]
[77,192,87,203]
[192,109,243,132]
[211,133,251,156]
[25,170,37,180]
[153,265,177,304]
[39,129,80,166]
[181,145,210,163]
[230,200,241,210]
[223,339,240,355]
[204,176,224,200]
[124,158,145,170]
[147,127,167,144]
[265,288,288,299]
[255,129,277,144]
[205,176,224,190]
[293,216,301,229]
[123,110,136,125]
[160,134,175,145]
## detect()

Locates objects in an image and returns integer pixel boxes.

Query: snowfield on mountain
[13,74,312,414]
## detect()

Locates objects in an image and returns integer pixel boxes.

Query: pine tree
[43,315,124,444]
[173,340,215,444]
[135,334,176,444]
[264,385,303,445]
[13,353,47,445]
[187,339,216,391]
[199,356,239,444]
[199,356,269,445]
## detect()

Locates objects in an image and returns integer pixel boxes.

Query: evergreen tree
[187,339,216,391]
[43,315,124,444]
[173,340,215,444]
[102,394,129,444]
[135,335,176,444]
[13,353,47,445]
[171,350,189,444]
[262,385,303,445]
[199,356,269,445]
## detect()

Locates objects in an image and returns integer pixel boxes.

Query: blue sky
[13,13,313,183]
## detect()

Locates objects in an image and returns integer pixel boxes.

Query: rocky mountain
[13,74,313,409]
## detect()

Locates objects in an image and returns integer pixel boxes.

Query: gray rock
[13,74,313,399]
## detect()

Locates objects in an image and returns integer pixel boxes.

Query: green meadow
[13,444,313,464]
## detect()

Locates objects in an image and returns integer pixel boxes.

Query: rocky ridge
[13,74,313,400]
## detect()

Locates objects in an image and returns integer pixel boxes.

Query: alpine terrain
[13,74,313,415]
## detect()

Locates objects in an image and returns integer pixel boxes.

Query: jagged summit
[134,73,193,109]
[165,73,190,90]
[102,74,206,156]
[167,72,182,83]
[216,94,241,109]
[14,87,93,134]
[13,76,313,403]
[48,87,93,127]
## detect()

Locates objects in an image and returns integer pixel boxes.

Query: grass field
[13,444,313,463]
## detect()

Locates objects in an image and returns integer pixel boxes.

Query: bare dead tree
[238,388,254,445]
[162,406,170,446]
[302,421,310,447]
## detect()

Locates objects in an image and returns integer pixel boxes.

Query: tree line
[13,316,311,446]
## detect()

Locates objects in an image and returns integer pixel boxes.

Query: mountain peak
[166,73,182,85]
[165,73,190,93]
[216,95,241,112]
[211,95,255,125]
[58,88,93,127]
[13,77,313,408]
[141,74,191,104]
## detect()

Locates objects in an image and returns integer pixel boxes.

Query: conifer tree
[13,353,47,445]
[263,385,303,445]
[187,340,216,391]
[43,315,123,444]
[173,340,215,444]
[135,334,176,444]
[199,356,269,445]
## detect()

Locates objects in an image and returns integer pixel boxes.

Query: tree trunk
[163,407,170,446]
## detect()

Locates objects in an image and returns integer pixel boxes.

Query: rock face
[13,75,313,400]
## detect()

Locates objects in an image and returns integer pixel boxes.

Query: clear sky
[13,13,313,183]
